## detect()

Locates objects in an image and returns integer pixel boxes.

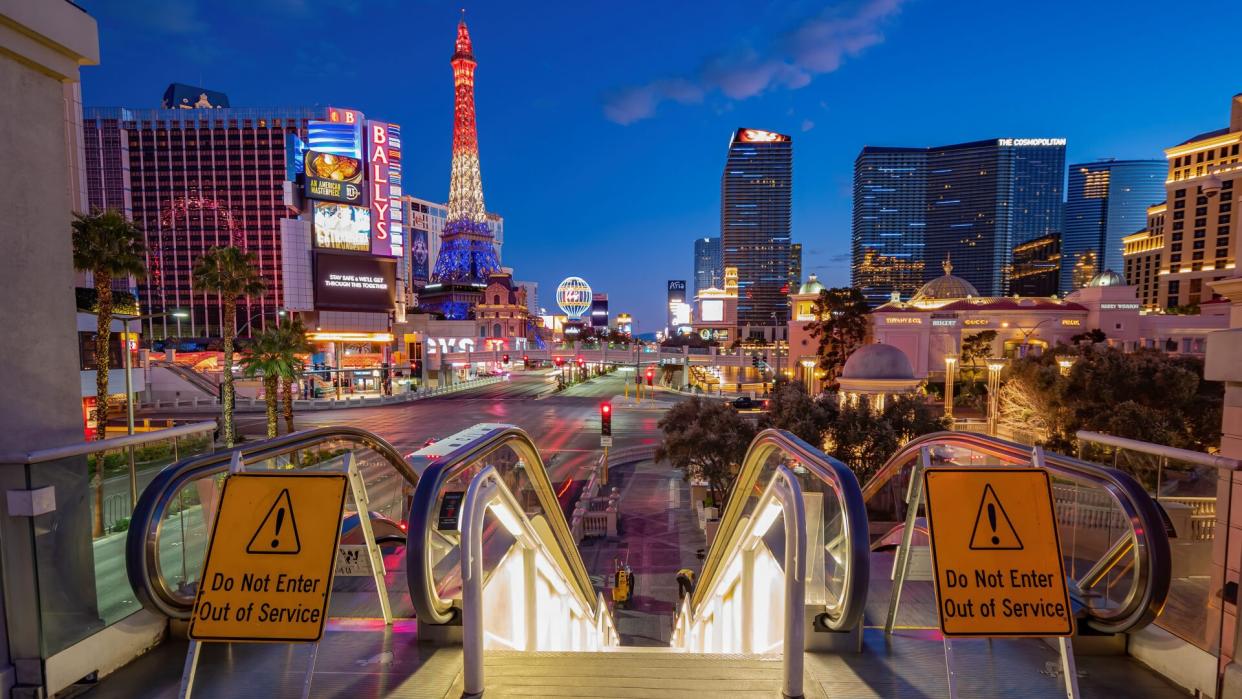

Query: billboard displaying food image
[304,150,365,205]
[312,201,370,252]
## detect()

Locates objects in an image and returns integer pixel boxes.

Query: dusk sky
[80,0,1240,330]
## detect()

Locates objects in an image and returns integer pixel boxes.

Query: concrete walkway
[577,459,705,646]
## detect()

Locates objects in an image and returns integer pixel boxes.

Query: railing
[406,424,603,629]
[126,426,415,619]
[1074,430,1239,658]
[863,431,1172,636]
[0,421,215,696]
[673,429,869,693]
[459,464,617,695]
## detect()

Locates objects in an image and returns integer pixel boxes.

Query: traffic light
[577,355,585,366]
[502,354,510,364]
[645,367,654,386]
[600,402,612,436]
[555,356,564,367]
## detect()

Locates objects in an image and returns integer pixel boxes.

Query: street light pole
[986,358,1006,436]
[115,311,171,435]
[944,355,957,421]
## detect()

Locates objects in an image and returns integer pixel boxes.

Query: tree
[192,246,267,446]
[805,287,870,387]
[278,318,312,434]
[760,379,836,447]
[656,397,756,506]
[959,330,997,381]
[881,393,950,444]
[823,396,899,485]
[1070,328,1107,345]
[72,210,146,537]
[239,329,286,438]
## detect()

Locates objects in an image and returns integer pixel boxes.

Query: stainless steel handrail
[864,431,1171,635]
[406,424,599,625]
[1077,430,1241,471]
[688,429,870,632]
[126,426,415,619]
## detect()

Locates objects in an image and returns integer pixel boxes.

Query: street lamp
[986,358,1006,436]
[1057,356,1076,376]
[172,309,189,338]
[944,355,958,420]
[114,312,172,436]
[800,359,816,394]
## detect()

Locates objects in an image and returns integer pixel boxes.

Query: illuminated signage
[932,319,958,327]
[410,227,430,284]
[313,201,370,252]
[386,123,403,256]
[308,108,364,159]
[313,253,395,312]
[997,138,1067,147]
[669,301,691,326]
[304,150,364,205]
[285,134,306,182]
[1099,303,1139,310]
[884,317,923,324]
[366,121,395,258]
[1060,319,1082,326]
[701,299,724,323]
[739,129,789,143]
[667,280,686,291]
[425,337,477,354]
[963,319,990,326]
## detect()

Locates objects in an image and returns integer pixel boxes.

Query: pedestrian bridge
[431,344,787,370]
[70,422,1210,697]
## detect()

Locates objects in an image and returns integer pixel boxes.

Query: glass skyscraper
[693,236,722,296]
[1061,159,1165,293]
[852,147,928,305]
[721,128,792,329]
[853,138,1065,299]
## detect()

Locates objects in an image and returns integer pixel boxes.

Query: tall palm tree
[239,328,293,438]
[192,246,267,446]
[72,210,146,537]
[278,318,313,434]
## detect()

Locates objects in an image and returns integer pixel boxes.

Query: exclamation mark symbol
[272,507,285,549]
[987,503,999,545]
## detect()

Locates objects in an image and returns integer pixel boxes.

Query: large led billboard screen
[312,201,370,252]
[410,227,430,284]
[701,299,724,322]
[314,253,396,312]
[304,150,365,205]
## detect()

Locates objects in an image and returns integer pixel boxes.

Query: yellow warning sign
[189,473,348,643]
[922,467,1073,638]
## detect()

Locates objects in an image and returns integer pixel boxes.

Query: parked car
[731,396,768,411]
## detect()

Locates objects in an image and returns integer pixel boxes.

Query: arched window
[493,294,501,305]
[493,323,503,338]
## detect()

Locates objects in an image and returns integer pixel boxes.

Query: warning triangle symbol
[968,484,1023,550]
[246,488,302,555]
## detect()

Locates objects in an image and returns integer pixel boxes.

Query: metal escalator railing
[406,424,601,627]
[863,431,1171,635]
[127,427,415,619]
[682,429,871,639]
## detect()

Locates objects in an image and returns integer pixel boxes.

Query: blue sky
[80,0,1240,330]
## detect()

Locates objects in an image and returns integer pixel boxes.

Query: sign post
[920,456,1078,698]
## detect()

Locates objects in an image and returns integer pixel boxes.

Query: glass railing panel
[1099,446,1225,654]
[1048,472,1137,620]
[23,426,215,657]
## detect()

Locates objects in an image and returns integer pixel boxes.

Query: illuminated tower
[428,15,501,316]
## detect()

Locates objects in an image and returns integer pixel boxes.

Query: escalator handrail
[864,430,1171,634]
[688,428,870,632]
[407,424,598,625]
[126,426,415,619]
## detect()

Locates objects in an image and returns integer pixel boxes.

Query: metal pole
[123,318,135,435]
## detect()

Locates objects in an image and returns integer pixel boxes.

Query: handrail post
[776,469,807,699]
[461,470,495,697]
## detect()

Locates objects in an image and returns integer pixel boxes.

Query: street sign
[600,436,613,448]
[189,473,348,643]
[922,467,1073,638]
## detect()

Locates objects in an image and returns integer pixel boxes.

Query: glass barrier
[10,424,215,658]
[1086,443,1229,655]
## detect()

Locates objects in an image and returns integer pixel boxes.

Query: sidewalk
[577,459,705,646]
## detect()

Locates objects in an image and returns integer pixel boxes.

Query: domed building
[837,343,922,410]
[1085,269,1125,287]
[909,259,980,304]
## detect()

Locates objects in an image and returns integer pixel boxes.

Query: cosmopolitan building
[1061,159,1165,293]
[851,138,1065,300]
[721,128,792,337]
[693,236,721,297]
[83,94,323,339]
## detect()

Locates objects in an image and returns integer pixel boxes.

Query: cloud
[603,0,906,124]
[801,119,816,132]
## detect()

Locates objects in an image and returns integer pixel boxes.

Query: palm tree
[239,328,293,438]
[277,318,313,434]
[192,247,267,446]
[73,211,146,538]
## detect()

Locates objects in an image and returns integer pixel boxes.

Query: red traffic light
[600,402,612,415]
[576,355,585,365]
[523,355,529,362]
[645,368,654,378]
